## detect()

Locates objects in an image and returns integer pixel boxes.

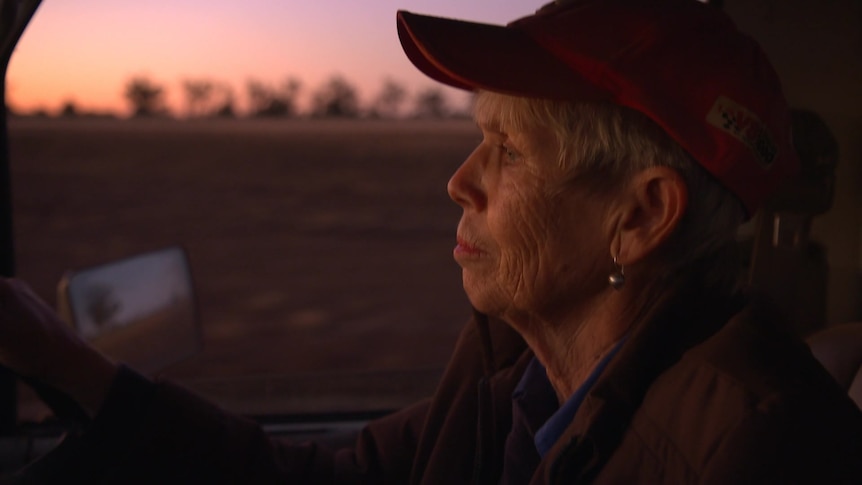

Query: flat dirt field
[9,117,481,395]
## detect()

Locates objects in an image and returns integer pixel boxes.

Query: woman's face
[448,118,612,324]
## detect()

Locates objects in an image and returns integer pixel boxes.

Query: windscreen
[6,1,535,416]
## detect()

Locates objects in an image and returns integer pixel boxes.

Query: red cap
[397,0,799,216]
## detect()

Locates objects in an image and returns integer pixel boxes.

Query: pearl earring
[608,256,625,290]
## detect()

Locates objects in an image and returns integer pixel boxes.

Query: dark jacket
[17,292,862,484]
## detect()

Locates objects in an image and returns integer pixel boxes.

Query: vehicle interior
[0,0,860,478]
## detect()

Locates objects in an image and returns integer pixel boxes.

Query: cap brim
[397,10,607,101]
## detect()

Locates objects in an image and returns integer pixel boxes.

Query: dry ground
[9,117,480,395]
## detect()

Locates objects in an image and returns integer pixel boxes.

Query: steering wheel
[0,369,92,483]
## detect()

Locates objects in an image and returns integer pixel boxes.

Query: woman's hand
[0,278,118,416]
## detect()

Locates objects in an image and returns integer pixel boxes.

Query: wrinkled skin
[448,121,612,333]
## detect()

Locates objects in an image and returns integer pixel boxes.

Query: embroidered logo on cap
[707,96,777,168]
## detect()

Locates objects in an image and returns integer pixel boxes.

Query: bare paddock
[9,118,480,387]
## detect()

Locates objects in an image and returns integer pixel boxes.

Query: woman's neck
[517,291,637,403]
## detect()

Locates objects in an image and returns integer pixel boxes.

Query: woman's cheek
[497,226,551,307]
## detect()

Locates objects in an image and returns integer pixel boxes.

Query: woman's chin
[461,278,508,318]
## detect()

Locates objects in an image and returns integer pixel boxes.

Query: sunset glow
[8,0,534,116]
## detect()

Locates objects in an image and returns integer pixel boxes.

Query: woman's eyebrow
[477,120,508,138]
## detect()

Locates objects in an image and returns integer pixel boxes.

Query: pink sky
[7,1,535,116]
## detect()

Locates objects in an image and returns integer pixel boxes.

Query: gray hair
[473,91,746,294]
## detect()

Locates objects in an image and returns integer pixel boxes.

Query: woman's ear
[614,166,688,265]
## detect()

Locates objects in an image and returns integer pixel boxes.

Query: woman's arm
[0,278,117,416]
[0,277,428,483]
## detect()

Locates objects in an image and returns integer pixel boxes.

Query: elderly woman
[2,0,861,483]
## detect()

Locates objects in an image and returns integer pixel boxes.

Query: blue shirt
[499,337,627,484]
[533,337,627,456]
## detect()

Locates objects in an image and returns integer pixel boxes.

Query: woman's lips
[454,236,483,258]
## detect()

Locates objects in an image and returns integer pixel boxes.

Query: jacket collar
[541,282,746,483]
[469,269,748,483]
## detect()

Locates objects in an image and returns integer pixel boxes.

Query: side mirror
[56,246,202,376]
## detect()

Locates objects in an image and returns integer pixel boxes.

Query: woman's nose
[447,145,487,211]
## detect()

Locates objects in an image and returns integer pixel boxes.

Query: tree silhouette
[246,77,302,118]
[60,100,78,118]
[85,284,121,331]
[369,78,407,119]
[213,83,237,118]
[182,79,215,118]
[413,88,448,119]
[124,76,167,117]
[310,75,360,118]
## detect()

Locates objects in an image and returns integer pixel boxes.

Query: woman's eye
[502,144,519,163]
